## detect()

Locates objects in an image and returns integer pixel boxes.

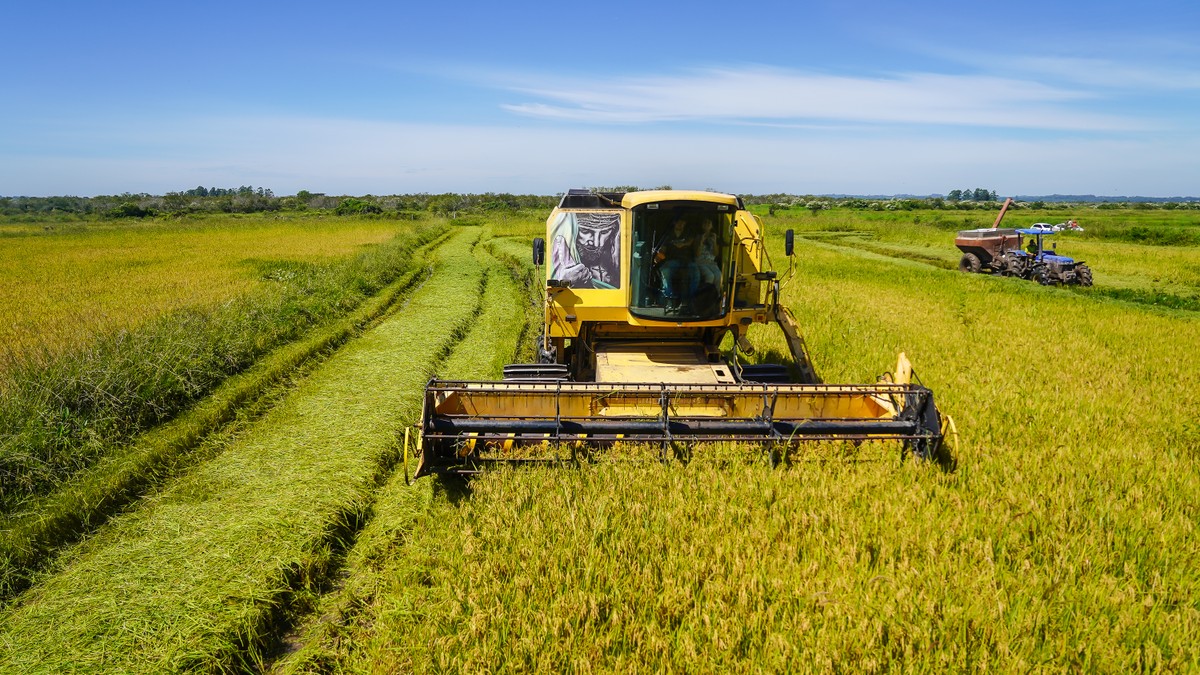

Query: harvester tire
[536,335,557,364]
[1077,264,1093,287]
[958,253,981,274]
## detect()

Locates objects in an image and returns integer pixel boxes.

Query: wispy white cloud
[907,39,1200,92]
[495,66,1145,131]
[3,115,1197,196]
[1002,56,1200,91]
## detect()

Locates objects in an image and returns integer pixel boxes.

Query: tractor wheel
[1032,269,1051,285]
[958,253,981,274]
[1077,264,1094,287]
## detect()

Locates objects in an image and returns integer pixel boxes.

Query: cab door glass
[630,206,732,320]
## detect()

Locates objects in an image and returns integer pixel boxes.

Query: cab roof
[622,190,741,209]
[555,188,742,210]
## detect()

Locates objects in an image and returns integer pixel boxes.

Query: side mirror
[785,229,795,257]
[532,237,545,266]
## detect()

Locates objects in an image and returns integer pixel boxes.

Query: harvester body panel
[414,189,952,477]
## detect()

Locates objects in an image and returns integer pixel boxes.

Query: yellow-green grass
[299,455,1196,672]
[275,229,531,673]
[769,209,1200,313]
[0,227,496,672]
[0,232,453,599]
[0,215,421,369]
[278,228,1198,672]
[0,220,446,519]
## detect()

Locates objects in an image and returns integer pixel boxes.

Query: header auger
[411,189,955,478]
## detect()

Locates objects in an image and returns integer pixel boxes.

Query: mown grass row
[0,221,444,516]
[0,227,492,672]
[818,232,1200,313]
[0,231,452,600]
[288,224,1195,671]
[274,229,532,673]
[771,208,1200,305]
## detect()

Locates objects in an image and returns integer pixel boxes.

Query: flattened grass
[0,227,489,672]
[275,230,532,673]
[0,221,444,515]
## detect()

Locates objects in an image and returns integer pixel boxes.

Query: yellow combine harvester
[412,189,953,477]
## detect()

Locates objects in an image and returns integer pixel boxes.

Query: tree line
[0,189,562,220]
[3,187,1197,221]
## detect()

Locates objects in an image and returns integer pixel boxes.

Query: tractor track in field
[258,236,500,667]
[0,231,452,603]
[0,226,535,673]
[808,234,1200,313]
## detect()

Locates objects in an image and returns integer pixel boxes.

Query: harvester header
[412,189,954,476]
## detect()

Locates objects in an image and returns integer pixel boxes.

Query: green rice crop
[276,216,1199,672]
[5,208,1199,672]
[0,215,421,366]
[0,221,444,516]
[0,227,488,672]
[0,232,454,599]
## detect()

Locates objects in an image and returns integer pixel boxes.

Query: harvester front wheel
[535,335,557,364]
[958,253,982,274]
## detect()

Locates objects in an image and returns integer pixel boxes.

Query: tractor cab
[1015,228,1092,286]
[1016,228,1070,263]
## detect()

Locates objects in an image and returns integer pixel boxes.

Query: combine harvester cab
[412,189,955,477]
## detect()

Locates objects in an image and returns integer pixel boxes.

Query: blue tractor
[1012,228,1093,286]
[955,227,1093,286]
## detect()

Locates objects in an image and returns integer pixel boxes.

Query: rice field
[1,207,1198,672]
[0,215,416,367]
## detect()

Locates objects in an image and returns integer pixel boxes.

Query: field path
[0,226,503,672]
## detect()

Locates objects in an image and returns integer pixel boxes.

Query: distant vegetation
[0,189,560,221]
[4,187,1200,222]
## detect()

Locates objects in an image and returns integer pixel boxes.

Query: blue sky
[3,0,1198,197]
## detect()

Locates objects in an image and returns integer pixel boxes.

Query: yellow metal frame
[543,190,774,340]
